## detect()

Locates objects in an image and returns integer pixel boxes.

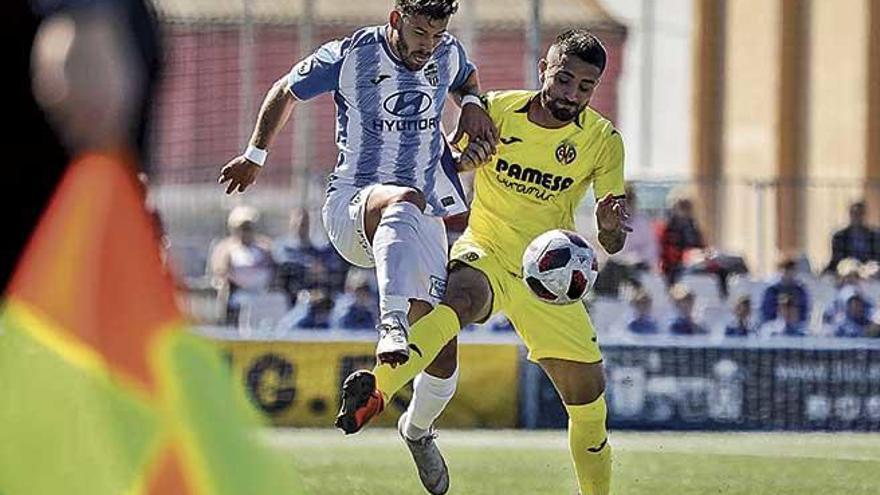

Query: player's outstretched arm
[219,77,298,194]
[596,192,631,254]
[450,70,498,152]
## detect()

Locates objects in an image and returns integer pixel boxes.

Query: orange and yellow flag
[0,153,303,494]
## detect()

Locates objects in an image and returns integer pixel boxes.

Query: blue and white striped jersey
[286,25,474,217]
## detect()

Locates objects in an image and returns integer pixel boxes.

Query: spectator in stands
[626,289,660,335]
[209,206,275,325]
[331,268,378,330]
[595,184,660,296]
[660,196,705,285]
[861,260,880,281]
[725,294,755,337]
[667,284,707,335]
[823,258,865,324]
[488,315,515,332]
[825,200,880,273]
[289,288,335,329]
[759,255,810,324]
[834,287,880,338]
[275,207,348,306]
[759,294,807,337]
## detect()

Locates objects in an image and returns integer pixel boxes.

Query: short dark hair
[395,0,459,20]
[551,29,607,73]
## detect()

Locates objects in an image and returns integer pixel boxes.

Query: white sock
[405,367,459,440]
[372,201,426,319]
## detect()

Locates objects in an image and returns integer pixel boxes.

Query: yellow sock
[565,395,612,495]
[373,304,461,401]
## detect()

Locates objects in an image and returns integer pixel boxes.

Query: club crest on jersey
[555,141,577,165]
[296,56,315,76]
[424,62,439,86]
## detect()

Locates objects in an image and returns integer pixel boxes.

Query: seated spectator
[331,268,378,330]
[626,289,660,335]
[275,207,348,306]
[824,200,880,274]
[823,258,865,324]
[481,313,515,332]
[278,288,334,330]
[660,195,705,285]
[209,206,275,325]
[759,294,807,337]
[833,287,880,337]
[725,294,755,337]
[759,255,810,324]
[595,184,660,296]
[667,284,707,335]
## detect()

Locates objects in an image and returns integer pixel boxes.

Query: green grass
[266,429,880,495]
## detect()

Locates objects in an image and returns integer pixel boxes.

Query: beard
[395,35,431,70]
[546,98,584,122]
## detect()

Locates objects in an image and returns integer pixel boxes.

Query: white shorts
[321,183,450,305]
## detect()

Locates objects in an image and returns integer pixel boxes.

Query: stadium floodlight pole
[526,0,542,89]
[459,0,476,59]
[240,0,256,146]
[639,0,655,171]
[293,0,315,198]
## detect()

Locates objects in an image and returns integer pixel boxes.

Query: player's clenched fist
[218,156,261,194]
[456,138,495,172]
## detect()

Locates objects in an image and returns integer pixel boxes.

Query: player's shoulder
[484,90,535,114]
[577,107,622,145]
[321,25,384,60]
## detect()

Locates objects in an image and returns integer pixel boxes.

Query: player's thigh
[539,358,605,406]
[363,184,426,242]
[321,184,378,268]
[504,283,602,366]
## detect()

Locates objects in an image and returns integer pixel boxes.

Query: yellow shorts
[450,236,602,364]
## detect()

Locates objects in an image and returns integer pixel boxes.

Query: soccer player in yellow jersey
[336,29,629,495]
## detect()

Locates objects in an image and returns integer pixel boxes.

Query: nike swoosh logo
[500,136,523,145]
[370,74,391,85]
[587,437,608,453]
[408,344,424,358]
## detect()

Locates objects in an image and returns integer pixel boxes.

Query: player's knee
[442,269,491,325]
[388,188,426,212]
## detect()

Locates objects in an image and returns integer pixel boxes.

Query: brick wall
[152,23,626,183]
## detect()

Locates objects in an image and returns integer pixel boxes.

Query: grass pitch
[266,429,879,494]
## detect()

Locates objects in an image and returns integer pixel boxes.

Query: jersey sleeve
[449,38,477,92]
[286,39,346,100]
[593,130,626,200]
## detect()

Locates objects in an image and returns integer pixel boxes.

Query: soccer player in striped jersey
[219,2,496,493]
[336,29,629,495]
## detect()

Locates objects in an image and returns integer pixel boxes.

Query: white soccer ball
[522,229,599,305]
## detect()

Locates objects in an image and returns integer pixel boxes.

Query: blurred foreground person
[4,0,160,291]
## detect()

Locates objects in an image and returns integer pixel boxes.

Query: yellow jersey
[460,90,626,275]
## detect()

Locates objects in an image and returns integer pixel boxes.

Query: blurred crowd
[185,192,879,339]
[595,195,880,339]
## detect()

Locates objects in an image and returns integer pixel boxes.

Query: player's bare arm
[450,70,499,152]
[596,192,631,254]
[218,77,298,194]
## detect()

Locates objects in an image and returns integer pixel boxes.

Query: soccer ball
[522,229,599,305]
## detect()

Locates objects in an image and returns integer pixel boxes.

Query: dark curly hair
[395,0,459,20]
[551,29,607,73]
